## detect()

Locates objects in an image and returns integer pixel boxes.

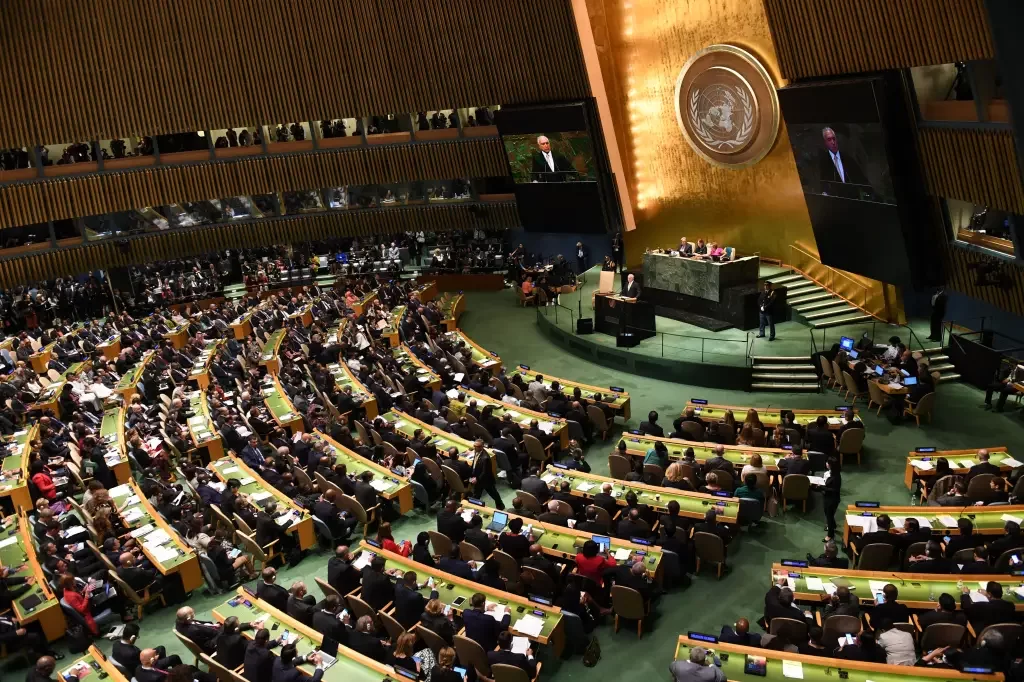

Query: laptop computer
[875,365,884,376]
[904,376,918,386]
[592,535,611,553]
[848,349,859,359]
[314,635,339,669]
[486,511,509,533]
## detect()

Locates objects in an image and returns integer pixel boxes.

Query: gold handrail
[788,244,870,310]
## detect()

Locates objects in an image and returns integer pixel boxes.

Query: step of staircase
[793,299,849,313]
[785,281,822,295]
[768,273,805,286]
[788,291,835,306]
[938,373,961,383]
[753,364,815,371]
[750,355,811,362]
[752,372,819,381]
[929,362,956,373]
[803,305,859,321]
[811,314,872,328]
[751,382,820,391]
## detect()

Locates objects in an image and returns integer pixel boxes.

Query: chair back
[927,474,954,502]
[337,494,370,524]
[523,434,548,463]
[838,429,864,457]
[421,456,444,487]
[611,584,645,619]
[311,515,335,548]
[677,463,699,486]
[822,614,862,648]
[88,541,118,573]
[174,630,209,667]
[291,466,312,489]
[752,472,772,492]
[346,593,379,621]
[417,625,448,655]
[515,490,543,513]
[977,623,1022,648]
[586,504,612,528]
[200,653,247,682]
[995,549,1024,572]
[966,473,996,503]
[857,543,893,570]
[736,497,764,527]
[920,623,966,651]
[692,531,725,564]
[951,547,976,563]
[381,441,401,462]
[198,553,227,592]
[642,463,664,485]
[902,541,928,569]
[108,569,145,605]
[428,530,453,558]
[315,576,342,600]
[831,360,844,384]
[522,566,556,597]
[913,392,936,419]
[680,421,705,441]
[441,465,468,496]
[236,531,270,566]
[470,423,493,445]
[492,549,521,583]
[867,381,888,408]
[60,599,91,631]
[492,664,531,682]
[711,468,734,492]
[586,405,609,433]
[552,500,574,518]
[820,356,834,380]
[379,609,406,641]
[369,429,384,446]
[454,634,491,677]
[781,474,810,501]
[768,616,807,641]
[459,540,485,562]
[355,420,370,444]
[232,513,254,536]
[843,372,860,397]
[608,454,633,480]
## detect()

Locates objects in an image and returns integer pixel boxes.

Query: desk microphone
[890,573,906,586]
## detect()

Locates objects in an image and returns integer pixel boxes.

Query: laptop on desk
[314,635,339,669]
[486,511,509,533]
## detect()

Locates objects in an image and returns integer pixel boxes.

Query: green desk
[186,390,225,460]
[381,410,495,473]
[541,466,740,523]
[115,350,154,401]
[0,426,35,512]
[903,448,1020,490]
[510,365,631,420]
[444,330,502,375]
[109,480,204,592]
[684,401,855,430]
[208,454,315,550]
[261,328,286,374]
[673,636,1002,682]
[327,363,378,419]
[462,501,664,581]
[0,515,65,641]
[356,542,565,654]
[99,407,131,484]
[383,305,406,347]
[393,345,441,392]
[61,646,130,682]
[842,504,1023,548]
[188,339,224,390]
[213,587,395,682]
[352,290,377,317]
[261,374,303,434]
[769,563,1024,612]
[460,388,569,449]
[312,430,413,514]
[441,293,465,331]
[617,433,784,471]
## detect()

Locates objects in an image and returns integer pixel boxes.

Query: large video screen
[503,132,597,184]
[778,77,939,288]
[495,102,610,233]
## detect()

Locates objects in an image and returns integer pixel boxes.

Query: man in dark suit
[537,500,570,527]
[112,624,182,678]
[620,273,641,299]
[966,450,1003,483]
[243,628,280,682]
[520,468,551,504]
[851,514,898,554]
[309,596,350,643]
[958,546,997,575]
[117,553,164,598]
[757,281,777,341]
[256,567,290,612]
[960,581,1016,632]
[360,556,394,612]
[818,127,866,189]
[917,593,967,630]
[804,418,836,455]
[462,593,511,652]
[437,499,471,545]
[393,570,438,629]
[872,584,912,624]
[777,447,813,476]
[719,618,761,647]
[313,489,358,541]
[530,135,574,182]
[807,541,849,569]
[576,506,609,535]
[464,515,494,557]
[488,630,538,677]
[552,480,585,518]
[353,471,379,515]
[984,521,1024,563]
[272,643,327,682]
[907,540,952,574]
[174,606,222,655]
[215,617,258,670]
[523,543,560,584]
[638,410,663,437]
[763,581,814,630]
[616,508,652,540]
[285,582,320,626]
[256,502,295,555]
[439,546,475,581]
[592,482,619,517]
[327,546,361,596]
[346,616,388,662]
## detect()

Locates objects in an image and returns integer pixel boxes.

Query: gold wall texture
[582,0,818,268]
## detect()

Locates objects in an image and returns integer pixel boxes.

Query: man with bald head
[966,449,1001,482]
[26,655,58,682]
[720,617,761,647]
[117,552,163,596]
[530,135,573,182]
[174,605,221,655]
[524,543,559,584]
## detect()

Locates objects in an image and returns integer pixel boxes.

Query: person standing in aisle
[823,457,842,543]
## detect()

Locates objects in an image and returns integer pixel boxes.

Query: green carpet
[62,286,1023,682]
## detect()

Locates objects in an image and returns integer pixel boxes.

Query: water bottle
[928,587,936,602]
[910,481,918,505]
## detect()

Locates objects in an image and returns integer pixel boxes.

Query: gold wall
[582,0,818,268]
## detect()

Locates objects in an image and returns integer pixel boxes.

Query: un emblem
[675,44,779,169]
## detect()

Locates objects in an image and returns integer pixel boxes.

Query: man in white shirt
[527,375,549,406]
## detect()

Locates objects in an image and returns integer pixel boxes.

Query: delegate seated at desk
[621,274,641,299]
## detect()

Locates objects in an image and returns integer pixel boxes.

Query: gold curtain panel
[0,138,507,229]
[945,246,1024,318]
[762,0,994,79]
[917,127,1024,215]
[0,0,588,149]
[0,201,519,287]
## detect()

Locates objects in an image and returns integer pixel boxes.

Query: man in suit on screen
[621,273,641,299]
[818,126,866,189]
[530,135,574,182]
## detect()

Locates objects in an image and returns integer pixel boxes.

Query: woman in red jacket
[377,522,412,557]
[60,574,118,636]
[574,540,617,587]
[29,460,61,501]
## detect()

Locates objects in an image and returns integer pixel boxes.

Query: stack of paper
[1001,513,1024,525]
[250,491,273,501]
[613,548,633,561]
[846,514,878,533]
[575,482,596,492]
[129,524,155,538]
[110,484,131,497]
[122,508,145,523]
[145,529,172,546]
[807,476,826,486]
[1002,456,1023,467]
[370,479,393,493]
[239,477,256,486]
[910,460,933,470]
[150,545,178,563]
[352,552,375,571]
[935,515,958,528]
[221,466,240,475]
[782,660,803,679]
[460,510,475,524]
[513,614,545,637]
[804,577,825,592]
[0,536,19,549]
[275,515,294,527]
[511,636,530,655]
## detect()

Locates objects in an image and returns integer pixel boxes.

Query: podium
[594,293,656,342]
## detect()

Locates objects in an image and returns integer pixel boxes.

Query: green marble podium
[642,252,760,302]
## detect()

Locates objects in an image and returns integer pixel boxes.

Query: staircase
[750,355,820,392]
[922,346,960,383]
[770,271,873,329]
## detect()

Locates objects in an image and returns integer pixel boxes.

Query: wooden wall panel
[0,0,589,149]
[917,127,1024,214]
[762,0,993,79]
[0,201,520,287]
[945,245,1024,318]
[0,138,507,228]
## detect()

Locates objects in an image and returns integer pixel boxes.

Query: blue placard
[518,364,530,370]
[691,398,708,405]
[782,559,809,568]
[688,632,718,644]
[713,491,732,498]
[836,406,850,411]
[551,463,568,469]
[628,429,642,435]
[630,536,653,546]
[466,497,483,506]
[855,501,880,508]
[609,386,625,393]
[915,447,936,453]
[365,538,382,548]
